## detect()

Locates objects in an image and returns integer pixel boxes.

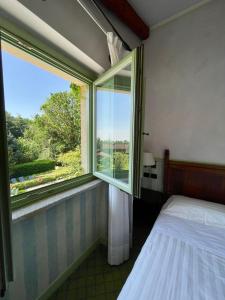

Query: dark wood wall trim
[99,0,150,40]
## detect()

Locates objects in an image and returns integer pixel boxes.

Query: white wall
[144,0,225,164]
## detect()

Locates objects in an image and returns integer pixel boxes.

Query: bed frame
[164,149,225,205]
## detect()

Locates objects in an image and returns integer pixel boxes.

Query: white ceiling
[129,0,206,26]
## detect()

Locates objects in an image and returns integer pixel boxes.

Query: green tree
[6,112,30,167]
[38,84,81,156]
[18,114,50,161]
[17,137,40,162]
[6,112,29,139]
[113,152,129,171]
[7,131,22,174]
[6,84,82,168]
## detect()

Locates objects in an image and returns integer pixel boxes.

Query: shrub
[17,137,40,163]
[113,152,129,171]
[97,152,129,172]
[10,166,73,191]
[57,148,83,177]
[11,160,55,178]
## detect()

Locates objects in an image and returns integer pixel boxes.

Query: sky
[2,50,70,118]
[2,49,131,141]
[97,90,131,141]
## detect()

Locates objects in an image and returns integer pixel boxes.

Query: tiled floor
[48,193,161,300]
[48,225,149,300]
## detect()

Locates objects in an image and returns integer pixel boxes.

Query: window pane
[95,63,132,187]
[1,41,89,199]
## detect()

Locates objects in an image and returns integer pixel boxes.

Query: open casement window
[93,47,144,197]
[0,29,143,209]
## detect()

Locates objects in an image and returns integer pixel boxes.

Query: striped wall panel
[3,181,108,300]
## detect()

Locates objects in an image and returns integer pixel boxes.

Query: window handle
[142,132,149,136]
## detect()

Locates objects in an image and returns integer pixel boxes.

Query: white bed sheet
[118,197,225,300]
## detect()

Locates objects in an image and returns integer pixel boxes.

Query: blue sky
[2,50,70,118]
[97,90,131,141]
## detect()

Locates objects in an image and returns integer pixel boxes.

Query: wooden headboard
[164,149,225,205]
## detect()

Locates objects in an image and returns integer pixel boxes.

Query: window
[0,28,143,298]
[0,30,143,210]
[93,50,143,196]
[1,32,93,209]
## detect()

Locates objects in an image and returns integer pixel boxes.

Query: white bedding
[118,196,225,300]
[162,195,225,228]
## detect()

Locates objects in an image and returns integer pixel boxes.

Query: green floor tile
[103,273,113,282]
[105,281,114,293]
[95,274,104,284]
[95,283,105,295]
[86,275,95,287]
[47,223,150,300]
[67,287,85,300]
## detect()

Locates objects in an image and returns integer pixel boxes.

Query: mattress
[118,196,225,300]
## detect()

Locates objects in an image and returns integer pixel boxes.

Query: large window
[0,30,143,210]
[1,35,92,208]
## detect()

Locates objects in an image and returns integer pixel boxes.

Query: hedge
[11,166,74,191]
[11,160,55,178]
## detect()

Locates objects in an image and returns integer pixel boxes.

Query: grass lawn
[10,166,79,195]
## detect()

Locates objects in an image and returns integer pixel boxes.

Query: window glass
[95,62,132,189]
[1,41,89,199]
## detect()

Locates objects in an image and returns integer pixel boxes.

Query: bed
[118,150,225,300]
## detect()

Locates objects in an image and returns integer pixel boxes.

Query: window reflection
[96,64,132,185]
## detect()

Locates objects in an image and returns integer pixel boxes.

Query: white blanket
[118,197,225,300]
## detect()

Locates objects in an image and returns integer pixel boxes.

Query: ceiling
[128,0,206,26]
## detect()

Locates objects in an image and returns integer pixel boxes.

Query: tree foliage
[6,113,30,169]
[6,84,82,170]
[57,147,83,176]
[113,152,129,171]
[40,89,81,154]
[6,112,29,139]
[24,83,81,159]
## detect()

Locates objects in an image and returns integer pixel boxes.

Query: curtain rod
[77,0,131,51]
[91,0,131,51]
[77,0,107,36]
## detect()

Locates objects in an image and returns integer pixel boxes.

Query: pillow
[161,195,225,229]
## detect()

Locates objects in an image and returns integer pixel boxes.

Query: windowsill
[12,179,104,223]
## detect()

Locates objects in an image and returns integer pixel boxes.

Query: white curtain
[108,184,133,265]
[107,32,129,66]
[106,32,133,265]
